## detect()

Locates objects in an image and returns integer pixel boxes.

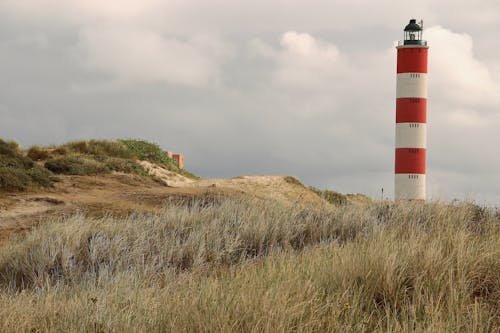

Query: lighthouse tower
[395,19,428,201]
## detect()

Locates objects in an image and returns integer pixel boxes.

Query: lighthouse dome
[404,19,422,32]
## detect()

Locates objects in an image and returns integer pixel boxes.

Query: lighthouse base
[395,174,426,201]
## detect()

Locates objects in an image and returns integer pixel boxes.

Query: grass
[310,186,349,205]
[44,156,110,175]
[0,199,498,332]
[42,139,198,179]
[1,138,197,192]
[120,139,199,179]
[0,139,54,192]
[310,187,374,206]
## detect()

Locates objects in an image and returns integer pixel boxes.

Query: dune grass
[38,139,197,179]
[0,199,498,332]
[1,138,197,192]
[0,139,54,192]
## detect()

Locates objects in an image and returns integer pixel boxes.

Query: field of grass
[0,198,498,332]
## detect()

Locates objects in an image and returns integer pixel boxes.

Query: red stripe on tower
[395,19,429,201]
[396,98,426,123]
[397,48,428,73]
[395,148,426,174]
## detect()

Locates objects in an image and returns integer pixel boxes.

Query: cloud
[260,32,342,88]
[426,26,500,108]
[77,27,231,86]
[2,0,232,87]
[0,0,163,24]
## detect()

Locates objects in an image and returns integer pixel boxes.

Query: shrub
[0,165,51,192]
[103,157,148,176]
[310,187,348,205]
[45,156,109,175]
[284,176,304,187]
[51,147,68,156]
[3,138,198,188]
[119,139,175,166]
[62,140,135,159]
[0,139,20,157]
[0,140,33,169]
[27,146,51,161]
[26,166,54,187]
[0,167,31,191]
[0,139,54,191]
[120,139,198,179]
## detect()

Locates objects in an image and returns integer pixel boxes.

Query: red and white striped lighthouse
[395,19,428,200]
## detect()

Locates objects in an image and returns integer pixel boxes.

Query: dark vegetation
[0,139,54,192]
[1,138,197,192]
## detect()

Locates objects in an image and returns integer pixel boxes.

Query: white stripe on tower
[396,73,428,98]
[395,174,426,200]
[395,123,426,148]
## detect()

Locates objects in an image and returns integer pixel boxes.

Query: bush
[284,176,304,187]
[119,139,175,166]
[310,187,348,205]
[0,165,52,192]
[120,139,198,179]
[62,140,135,159]
[0,139,54,191]
[103,157,148,176]
[2,138,198,189]
[0,167,31,191]
[0,139,20,158]
[45,156,109,175]
[27,146,50,161]
[26,166,54,187]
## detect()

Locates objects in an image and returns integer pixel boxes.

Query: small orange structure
[172,154,184,169]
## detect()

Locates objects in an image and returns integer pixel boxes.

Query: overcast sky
[1,0,499,204]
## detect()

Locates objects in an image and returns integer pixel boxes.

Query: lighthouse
[395,19,428,201]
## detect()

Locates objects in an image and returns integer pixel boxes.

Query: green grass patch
[120,139,198,179]
[28,139,198,179]
[3,137,198,191]
[61,140,135,159]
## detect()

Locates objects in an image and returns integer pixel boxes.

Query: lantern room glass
[404,30,422,41]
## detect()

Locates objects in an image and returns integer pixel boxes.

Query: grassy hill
[0,138,197,193]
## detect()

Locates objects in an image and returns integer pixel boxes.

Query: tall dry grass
[0,199,498,332]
